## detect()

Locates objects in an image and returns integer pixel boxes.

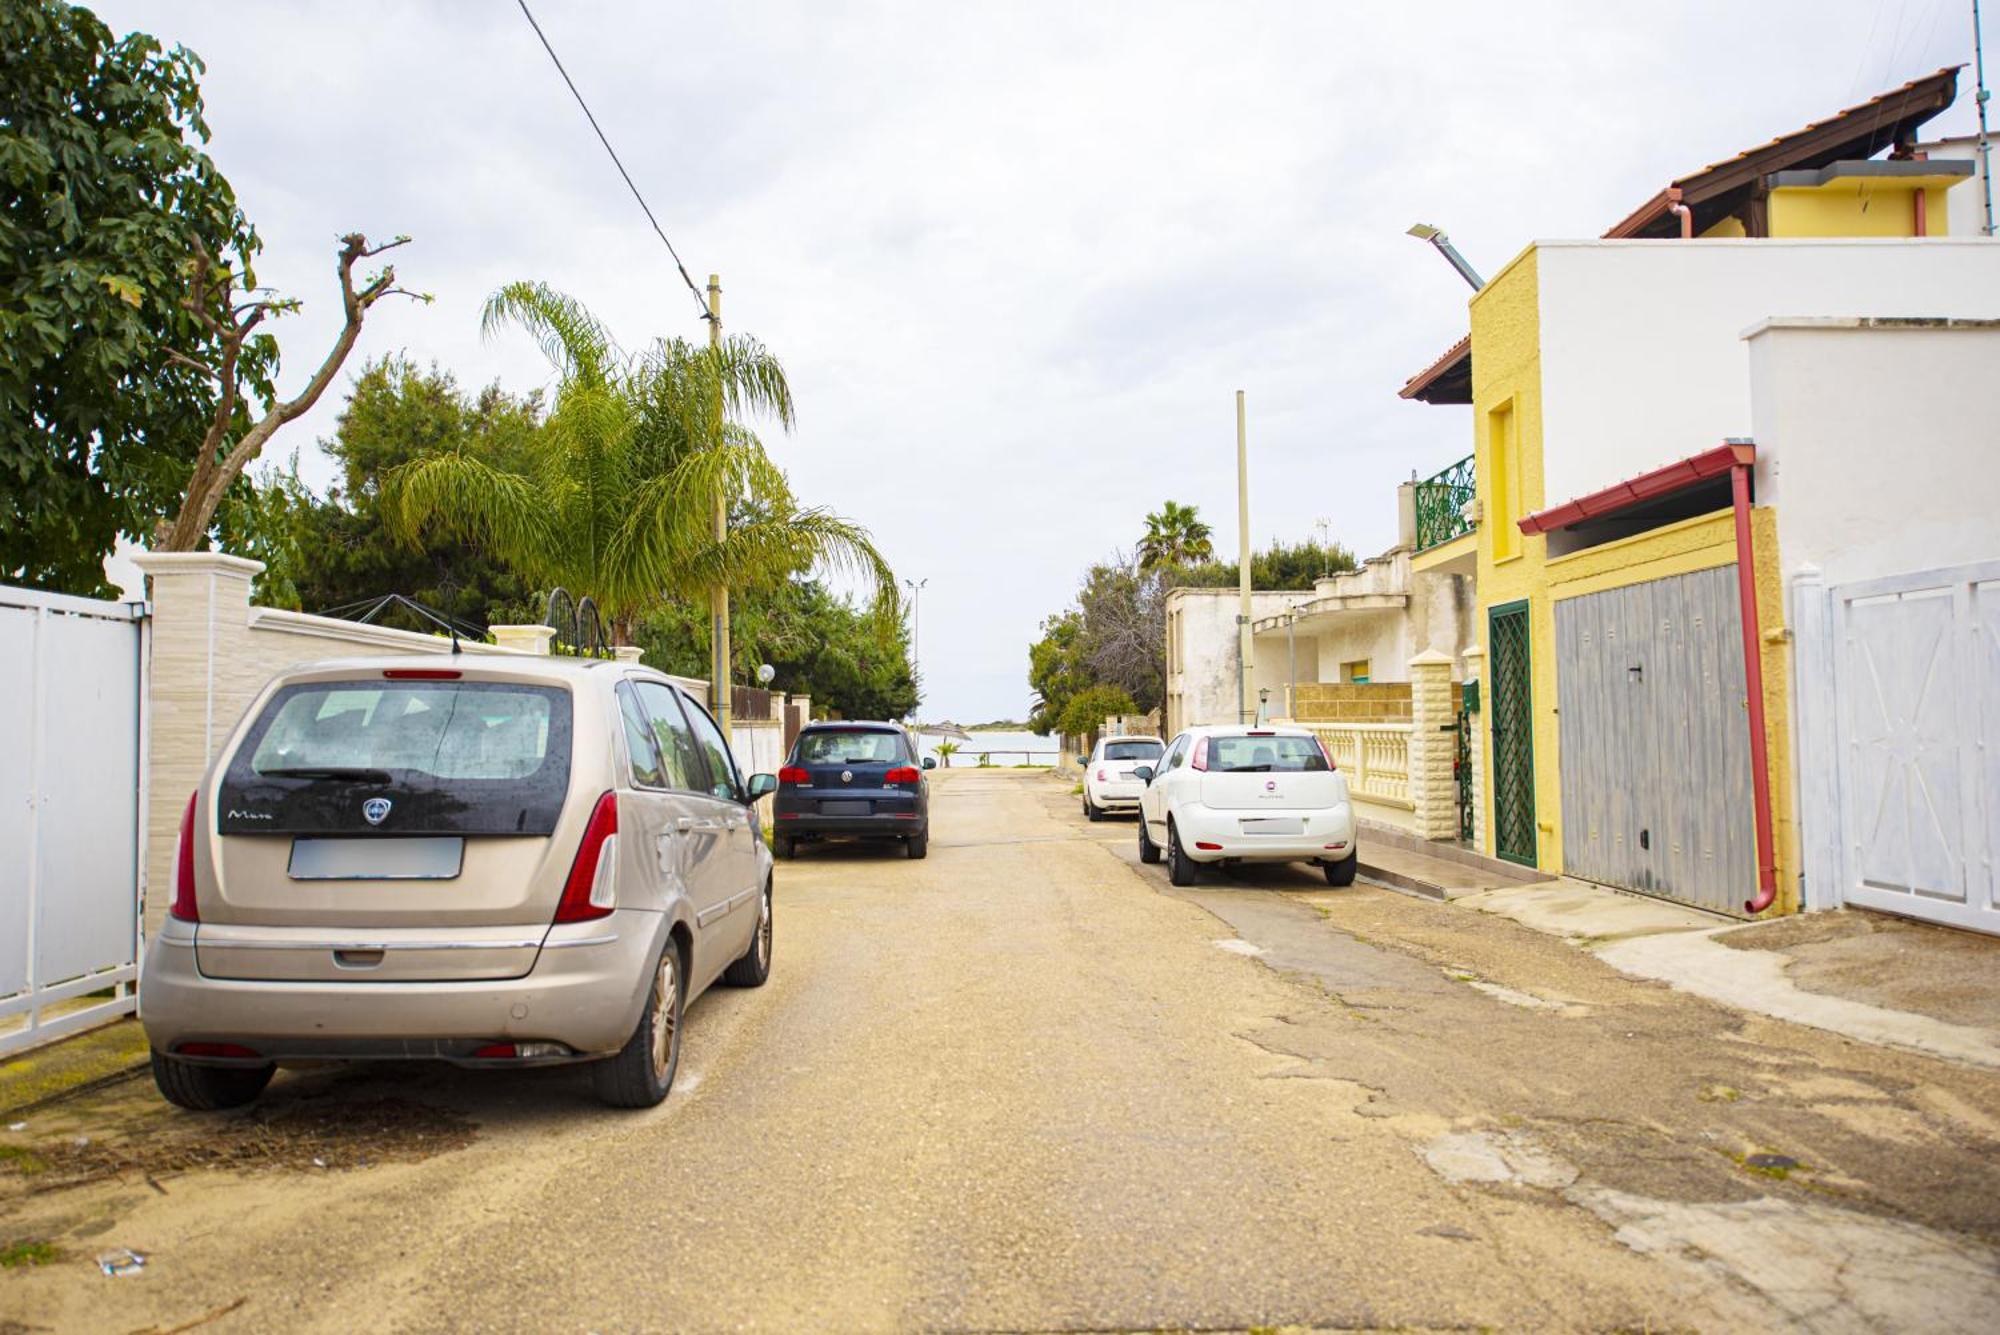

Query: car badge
[1264,780,1277,791]
[841,770,854,784]
[362,797,392,826]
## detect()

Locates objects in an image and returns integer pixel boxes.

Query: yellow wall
[1769,180,1956,238]
[1464,244,1798,912]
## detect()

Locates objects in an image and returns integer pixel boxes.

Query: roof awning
[1517,442,1753,536]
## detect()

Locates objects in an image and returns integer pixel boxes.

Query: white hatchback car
[1134,725,1357,886]
[1079,735,1164,820]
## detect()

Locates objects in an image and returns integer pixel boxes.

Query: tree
[1137,500,1214,572]
[1075,556,1168,712]
[1027,609,1088,735]
[157,231,427,551]
[1057,683,1138,745]
[0,1,266,591]
[1179,537,1358,591]
[385,281,895,641]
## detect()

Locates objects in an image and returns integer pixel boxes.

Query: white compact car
[1135,725,1357,886]
[1079,735,1165,819]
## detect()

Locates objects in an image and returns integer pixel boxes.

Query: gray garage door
[1555,565,1756,914]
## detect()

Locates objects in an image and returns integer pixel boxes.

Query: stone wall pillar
[490,624,555,654]
[1460,643,1486,855]
[1406,649,1458,840]
[612,645,644,664]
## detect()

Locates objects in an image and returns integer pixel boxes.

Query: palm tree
[384,282,896,642]
[1138,500,1215,572]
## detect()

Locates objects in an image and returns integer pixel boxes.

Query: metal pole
[905,577,926,694]
[708,274,732,729]
[1236,390,1254,724]
[1287,612,1297,721]
[1977,0,1996,236]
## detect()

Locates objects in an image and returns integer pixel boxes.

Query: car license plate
[288,837,464,880]
[818,800,871,817]
[1239,817,1303,836]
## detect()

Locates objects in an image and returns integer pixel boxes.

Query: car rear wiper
[259,766,394,783]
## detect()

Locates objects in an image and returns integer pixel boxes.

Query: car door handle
[676,817,721,832]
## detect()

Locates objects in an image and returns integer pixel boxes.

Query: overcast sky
[101,1,1986,722]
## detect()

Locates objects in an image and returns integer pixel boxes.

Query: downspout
[1732,455,1779,914]
[1667,187,1694,238]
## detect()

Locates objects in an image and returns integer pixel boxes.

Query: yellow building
[1401,67,1991,919]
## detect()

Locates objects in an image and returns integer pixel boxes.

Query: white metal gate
[0,584,145,1054]
[1829,561,2000,935]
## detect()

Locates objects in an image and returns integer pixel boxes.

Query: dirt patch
[1713,910,2000,1032]
[0,1096,472,1195]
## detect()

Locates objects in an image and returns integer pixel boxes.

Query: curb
[1358,861,1448,901]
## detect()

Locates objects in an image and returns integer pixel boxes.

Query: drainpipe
[1732,456,1779,914]
[1667,187,1694,238]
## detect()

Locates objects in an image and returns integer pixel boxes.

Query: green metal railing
[1414,453,1476,551]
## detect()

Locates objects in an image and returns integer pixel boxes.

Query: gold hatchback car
[140,655,777,1110]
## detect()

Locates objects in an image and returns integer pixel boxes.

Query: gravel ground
[2,768,1996,1332]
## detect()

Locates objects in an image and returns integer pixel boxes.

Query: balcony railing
[1302,721,1413,810]
[1414,453,1476,551]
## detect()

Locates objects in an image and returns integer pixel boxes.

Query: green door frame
[1487,598,1538,867]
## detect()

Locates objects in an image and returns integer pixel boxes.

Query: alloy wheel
[650,950,681,1081]
[755,885,772,969]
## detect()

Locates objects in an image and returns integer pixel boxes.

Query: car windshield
[797,730,904,765]
[1102,740,1163,761]
[1209,735,1329,772]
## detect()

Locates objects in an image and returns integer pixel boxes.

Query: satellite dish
[755,663,776,685]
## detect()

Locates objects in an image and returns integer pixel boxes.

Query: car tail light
[778,766,810,786]
[1195,841,1223,851]
[1316,737,1336,771]
[383,668,462,680]
[885,766,920,785]
[170,791,199,923]
[554,791,618,923]
[176,1041,260,1060]
[472,1042,518,1059]
[1191,737,1210,771]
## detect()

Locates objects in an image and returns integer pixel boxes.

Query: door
[1554,566,1756,913]
[634,682,744,979]
[1487,601,1538,867]
[673,689,761,977]
[1143,734,1188,836]
[1827,563,1999,934]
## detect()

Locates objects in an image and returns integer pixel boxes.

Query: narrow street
[5,769,1999,1332]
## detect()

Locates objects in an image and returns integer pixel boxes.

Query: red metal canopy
[1516,442,1753,535]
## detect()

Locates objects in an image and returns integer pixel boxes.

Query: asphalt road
[4,769,1999,1332]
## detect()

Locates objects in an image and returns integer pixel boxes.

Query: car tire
[1138,815,1161,864]
[774,834,796,860]
[723,880,773,987]
[592,941,684,1109]
[906,829,929,859]
[1167,819,1200,886]
[149,1050,274,1111]
[1323,850,1359,887]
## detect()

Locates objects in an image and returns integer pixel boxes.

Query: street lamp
[1407,222,1485,291]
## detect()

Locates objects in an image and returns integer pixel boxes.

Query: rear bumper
[775,815,926,837]
[138,910,665,1062]
[1173,801,1356,864]
[1086,780,1144,807]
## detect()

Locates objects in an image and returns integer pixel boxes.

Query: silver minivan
[140,655,776,1110]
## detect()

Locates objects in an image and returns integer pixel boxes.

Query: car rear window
[1208,735,1329,772]
[217,680,574,835]
[1103,740,1163,761]
[795,729,905,765]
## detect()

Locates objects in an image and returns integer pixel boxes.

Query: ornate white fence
[1302,721,1414,810]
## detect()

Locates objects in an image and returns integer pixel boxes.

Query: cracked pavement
[3,769,1997,1332]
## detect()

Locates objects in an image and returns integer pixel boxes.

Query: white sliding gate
[1804,561,2000,935]
[0,584,145,1054]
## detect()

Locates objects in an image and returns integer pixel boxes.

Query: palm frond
[482,281,623,388]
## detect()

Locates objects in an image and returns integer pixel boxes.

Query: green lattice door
[1488,601,1537,866]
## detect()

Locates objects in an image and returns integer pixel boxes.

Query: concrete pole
[1236,390,1254,724]
[708,273,732,729]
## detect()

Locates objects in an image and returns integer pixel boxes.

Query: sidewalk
[1453,879,2000,1071]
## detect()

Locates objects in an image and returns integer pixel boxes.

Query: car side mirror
[921,756,937,770]
[1075,755,1089,766]
[1132,765,1154,784]
[745,773,778,801]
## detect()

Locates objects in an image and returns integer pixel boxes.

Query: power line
[513,0,713,323]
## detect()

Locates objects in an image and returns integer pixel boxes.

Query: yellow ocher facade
[1466,247,1800,914]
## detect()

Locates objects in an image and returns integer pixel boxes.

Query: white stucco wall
[1165,589,1302,733]
[1535,239,2000,506]
[1746,319,2000,586]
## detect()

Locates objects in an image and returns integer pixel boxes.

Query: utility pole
[904,577,927,696]
[708,273,732,729]
[1978,0,1996,236]
[1236,390,1254,724]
